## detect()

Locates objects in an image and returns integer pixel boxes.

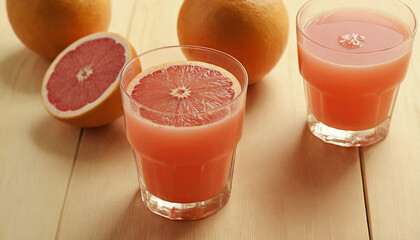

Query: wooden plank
[362,41,420,239]
[362,69,420,239]
[361,1,420,239]
[126,0,181,52]
[56,0,369,239]
[55,120,139,240]
[55,0,138,239]
[0,0,80,239]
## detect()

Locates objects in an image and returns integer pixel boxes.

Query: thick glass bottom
[139,180,231,220]
[307,111,390,147]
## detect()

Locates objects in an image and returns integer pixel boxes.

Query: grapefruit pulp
[42,32,137,127]
[126,61,242,127]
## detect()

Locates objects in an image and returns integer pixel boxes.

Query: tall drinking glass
[120,46,248,220]
[297,0,417,146]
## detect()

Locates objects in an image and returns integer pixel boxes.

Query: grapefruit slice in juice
[126,61,242,127]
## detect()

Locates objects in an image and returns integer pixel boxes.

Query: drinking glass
[296,0,417,146]
[120,46,248,220]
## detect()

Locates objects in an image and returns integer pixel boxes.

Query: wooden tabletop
[1,0,419,239]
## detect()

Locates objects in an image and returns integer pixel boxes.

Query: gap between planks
[53,1,138,239]
[360,147,373,240]
[54,128,84,240]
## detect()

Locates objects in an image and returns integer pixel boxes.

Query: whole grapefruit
[6,0,111,59]
[177,0,289,85]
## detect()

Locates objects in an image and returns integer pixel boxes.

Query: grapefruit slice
[126,61,242,127]
[41,32,137,127]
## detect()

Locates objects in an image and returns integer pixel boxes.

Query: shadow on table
[111,191,213,239]
[77,118,130,163]
[245,76,270,115]
[30,114,127,161]
[0,48,50,95]
[259,124,362,226]
[30,115,81,158]
[108,125,362,238]
[275,124,359,194]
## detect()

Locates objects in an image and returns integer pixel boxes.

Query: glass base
[139,181,231,220]
[307,112,390,147]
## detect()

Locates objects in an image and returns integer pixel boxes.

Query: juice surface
[304,10,408,53]
[298,9,412,130]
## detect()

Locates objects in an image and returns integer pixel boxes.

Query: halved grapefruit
[41,32,137,127]
[125,61,242,127]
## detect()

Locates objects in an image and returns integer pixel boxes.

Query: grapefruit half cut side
[41,32,137,127]
[126,61,242,127]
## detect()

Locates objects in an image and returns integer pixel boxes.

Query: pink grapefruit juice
[298,9,412,130]
[122,61,246,204]
[124,105,244,203]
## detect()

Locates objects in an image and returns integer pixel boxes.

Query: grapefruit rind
[124,61,242,127]
[41,32,137,127]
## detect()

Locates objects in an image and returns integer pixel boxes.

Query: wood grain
[361,66,420,239]
[55,0,139,239]
[360,1,420,239]
[56,0,369,239]
[0,0,80,239]
[3,0,420,239]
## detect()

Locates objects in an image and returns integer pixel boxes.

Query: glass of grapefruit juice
[297,0,417,146]
[120,46,248,220]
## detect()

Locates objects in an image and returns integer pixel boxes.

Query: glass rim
[296,0,418,55]
[119,45,248,116]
